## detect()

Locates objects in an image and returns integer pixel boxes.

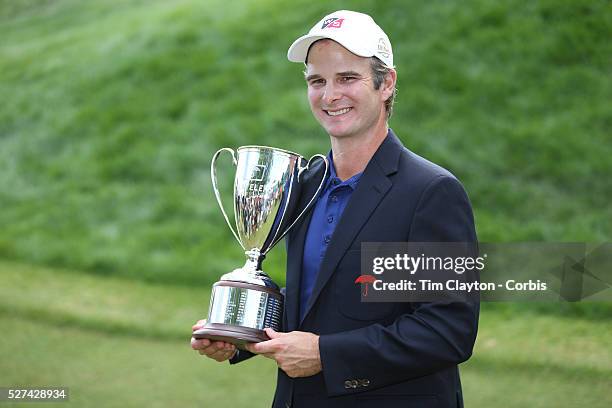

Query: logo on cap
[321,17,344,29]
[377,38,391,58]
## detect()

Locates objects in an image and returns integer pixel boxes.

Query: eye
[308,78,325,87]
[339,76,357,83]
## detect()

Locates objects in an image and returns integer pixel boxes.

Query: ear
[380,68,397,101]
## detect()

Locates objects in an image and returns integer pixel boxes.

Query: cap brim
[287,33,375,63]
[287,34,327,63]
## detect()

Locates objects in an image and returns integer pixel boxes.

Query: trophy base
[193,323,269,349]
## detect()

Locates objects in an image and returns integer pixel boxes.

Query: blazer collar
[284,156,328,331]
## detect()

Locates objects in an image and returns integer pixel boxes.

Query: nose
[322,82,341,105]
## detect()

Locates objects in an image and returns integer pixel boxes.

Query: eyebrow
[305,71,363,82]
[337,71,362,77]
[305,73,321,82]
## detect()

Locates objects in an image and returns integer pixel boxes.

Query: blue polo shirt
[299,154,362,321]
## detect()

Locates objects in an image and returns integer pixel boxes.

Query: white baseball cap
[287,10,394,68]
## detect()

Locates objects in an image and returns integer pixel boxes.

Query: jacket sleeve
[318,175,480,396]
[228,349,255,365]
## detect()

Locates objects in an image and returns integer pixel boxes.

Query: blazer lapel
[285,159,328,332]
[300,132,402,325]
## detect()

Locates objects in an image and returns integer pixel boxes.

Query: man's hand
[191,319,237,362]
[245,328,322,378]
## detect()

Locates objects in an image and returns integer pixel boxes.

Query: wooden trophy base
[193,323,269,349]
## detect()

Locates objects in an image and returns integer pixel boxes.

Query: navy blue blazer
[235,130,479,408]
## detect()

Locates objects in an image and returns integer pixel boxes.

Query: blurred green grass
[0,260,278,407]
[1,0,610,287]
[1,261,610,407]
[1,1,611,405]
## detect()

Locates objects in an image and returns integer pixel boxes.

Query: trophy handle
[265,154,329,251]
[211,148,244,250]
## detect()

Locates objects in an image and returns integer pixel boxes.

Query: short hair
[370,57,396,119]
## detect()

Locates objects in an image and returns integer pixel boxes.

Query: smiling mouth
[325,107,352,117]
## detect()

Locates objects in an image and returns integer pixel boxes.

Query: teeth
[327,108,351,116]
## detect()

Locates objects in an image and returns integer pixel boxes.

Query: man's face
[305,40,388,139]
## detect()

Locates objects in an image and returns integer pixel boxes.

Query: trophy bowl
[193,146,327,348]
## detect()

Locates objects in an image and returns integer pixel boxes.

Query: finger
[191,337,211,349]
[244,342,255,353]
[264,327,282,339]
[218,342,236,353]
[201,347,222,357]
[192,319,207,331]
[248,339,277,354]
[198,345,219,356]
[244,341,268,354]
[198,343,225,357]
[260,352,276,360]
[218,350,236,362]
[192,339,231,352]
[206,347,235,361]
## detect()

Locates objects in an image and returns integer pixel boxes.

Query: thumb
[264,327,282,339]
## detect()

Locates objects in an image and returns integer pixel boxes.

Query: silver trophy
[193,146,327,347]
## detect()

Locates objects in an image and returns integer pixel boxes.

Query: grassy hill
[1,0,610,286]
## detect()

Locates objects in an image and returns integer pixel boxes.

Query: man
[192,10,479,407]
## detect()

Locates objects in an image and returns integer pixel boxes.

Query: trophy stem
[244,248,265,273]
